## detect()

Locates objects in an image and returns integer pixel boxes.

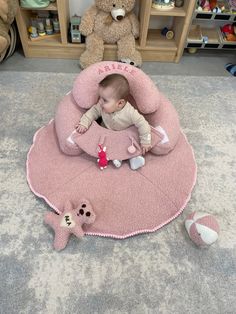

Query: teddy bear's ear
[64,200,73,211]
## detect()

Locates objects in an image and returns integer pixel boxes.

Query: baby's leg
[129,156,145,170]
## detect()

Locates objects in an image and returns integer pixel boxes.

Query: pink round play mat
[27,61,197,239]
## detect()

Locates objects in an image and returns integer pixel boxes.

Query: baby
[76,74,152,170]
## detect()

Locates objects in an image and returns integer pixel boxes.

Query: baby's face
[98,86,122,114]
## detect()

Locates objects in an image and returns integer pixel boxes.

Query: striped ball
[185,212,220,246]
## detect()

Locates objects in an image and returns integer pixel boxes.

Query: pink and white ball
[185,212,220,247]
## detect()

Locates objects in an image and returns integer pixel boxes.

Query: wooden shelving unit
[20,3,58,11]
[139,0,196,62]
[16,0,72,58]
[186,8,236,51]
[150,7,186,17]
[16,0,196,62]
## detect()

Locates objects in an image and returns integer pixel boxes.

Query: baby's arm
[76,103,102,133]
[75,124,87,134]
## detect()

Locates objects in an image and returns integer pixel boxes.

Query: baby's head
[98,74,130,113]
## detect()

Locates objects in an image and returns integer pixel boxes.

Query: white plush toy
[185,212,220,247]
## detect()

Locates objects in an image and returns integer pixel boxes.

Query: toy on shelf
[52,18,60,33]
[161,27,175,39]
[229,0,236,12]
[175,0,184,7]
[44,199,96,251]
[209,0,218,10]
[38,22,46,36]
[197,0,211,11]
[152,0,175,10]
[185,212,220,247]
[197,0,230,12]
[221,23,236,41]
[28,26,38,39]
[97,144,109,170]
[28,11,61,41]
[20,0,50,9]
[70,15,81,43]
[210,0,231,12]
[45,18,53,35]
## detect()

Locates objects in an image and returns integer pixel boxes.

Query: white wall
[69,0,140,16]
[69,0,94,16]
[69,0,172,29]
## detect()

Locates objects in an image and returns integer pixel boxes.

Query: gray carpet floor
[1,49,236,76]
[0,71,236,314]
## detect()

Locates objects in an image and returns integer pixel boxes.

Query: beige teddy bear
[79,0,142,69]
[0,0,18,56]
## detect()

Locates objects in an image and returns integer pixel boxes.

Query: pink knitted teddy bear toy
[44,199,96,251]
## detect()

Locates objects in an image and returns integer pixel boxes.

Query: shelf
[187,1,236,52]
[187,26,236,49]
[20,3,58,11]
[150,7,186,17]
[16,0,197,62]
[22,42,177,61]
[145,29,177,51]
[202,28,220,44]
[28,34,61,45]
[218,29,236,47]
[188,25,203,43]
[194,10,236,22]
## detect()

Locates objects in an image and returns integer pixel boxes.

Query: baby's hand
[75,124,88,134]
[141,144,152,155]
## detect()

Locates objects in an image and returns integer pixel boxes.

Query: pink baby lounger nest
[27,61,197,238]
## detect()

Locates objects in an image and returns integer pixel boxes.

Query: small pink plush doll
[97,144,109,170]
[200,0,211,11]
[44,199,96,251]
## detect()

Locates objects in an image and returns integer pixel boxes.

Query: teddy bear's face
[74,201,96,225]
[95,0,136,13]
